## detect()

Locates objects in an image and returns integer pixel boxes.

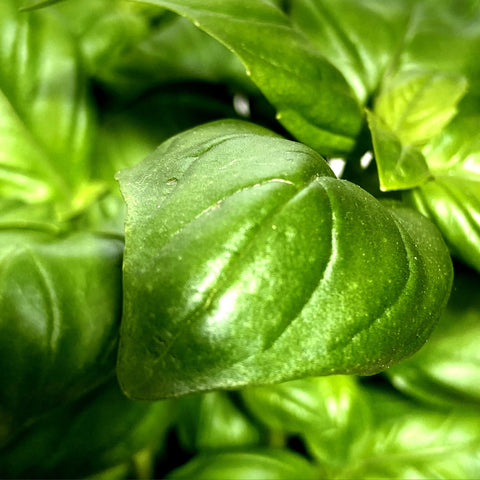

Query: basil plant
[1,0,480,478]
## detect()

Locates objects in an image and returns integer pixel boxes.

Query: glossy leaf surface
[242,376,370,475]
[116,120,452,399]
[374,70,468,148]
[287,0,410,105]
[0,229,123,445]
[132,0,363,155]
[347,385,480,479]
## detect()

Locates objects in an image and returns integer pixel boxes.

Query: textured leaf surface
[132,0,363,155]
[0,230,123,445]
[116,120,452,399]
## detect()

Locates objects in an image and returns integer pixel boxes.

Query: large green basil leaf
[0,229,123,446]
[287,0,410,105]
[345,385,480,479]
[167,449,318,480]
[175,391,261,452]
[116,119,452,399]
[0,378,174,479]
[132,0,363,155]
[242,376,371,476]
[386,264,480,408]
[0,0,101,221]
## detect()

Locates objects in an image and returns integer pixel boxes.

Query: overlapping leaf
[387,264,480,407]
[0,0,100,222]
[168,449,317,480]
[132,0,364,155]
[242,376,371,476]
[0,379,174,479]
[0,229,123,445]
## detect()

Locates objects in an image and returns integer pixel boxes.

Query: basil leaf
[287,0,410,105]
[404,176,480,273]
[0,230,123,446]
[116,120,452,399]
[366,111,432,191]
[422,114,480,176]
[0,0,102,221]
[347,385,480,479]
[167,449,318,480]
[175,391,261,452]
[374,70,468,147]
[132,0,363,155]
[386,264,480,408]
[399,114,480,273]
[0,379,174,479]
[242,376,371,475]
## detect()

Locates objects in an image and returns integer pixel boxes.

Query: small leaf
[176,391,261,451]
[366,110,432,191]
[401,114,480,273]
[374,70,468,147]
[116,120,453,399]
[422,114,480,176]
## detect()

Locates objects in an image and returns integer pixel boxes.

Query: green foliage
[0,229,123,446]
[116,119,452,399]
[1,0,480,477]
